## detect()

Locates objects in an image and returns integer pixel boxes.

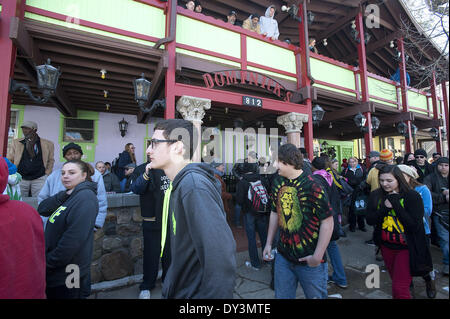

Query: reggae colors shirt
[271,173,332,264]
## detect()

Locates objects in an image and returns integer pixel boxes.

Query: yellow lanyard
[161,182,173,257]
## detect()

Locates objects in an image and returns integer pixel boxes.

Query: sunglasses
[149,138,178,149]
[415,155,426,159]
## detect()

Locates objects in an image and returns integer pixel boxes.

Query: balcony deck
[11,0,444,128]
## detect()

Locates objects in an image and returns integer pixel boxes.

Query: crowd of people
[184,1,280,41]
[215,146,448,299]
[1,118,448,300]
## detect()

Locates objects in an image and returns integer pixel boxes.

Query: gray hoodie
[259,5,279,39]
[161,163,237,299]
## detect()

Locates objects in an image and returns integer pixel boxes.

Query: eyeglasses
[149,138,178,149]
[415,155,426,159]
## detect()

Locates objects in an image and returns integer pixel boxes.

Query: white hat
[397,164,419,180]
[21,121,38,130]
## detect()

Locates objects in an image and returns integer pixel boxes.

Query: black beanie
[414,149,427,158]
[63,143,83,157]
[435,157,449,165]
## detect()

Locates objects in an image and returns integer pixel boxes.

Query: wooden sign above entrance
[202,69,293,103]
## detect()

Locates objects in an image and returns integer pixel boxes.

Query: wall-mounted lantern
[10,59,61,103]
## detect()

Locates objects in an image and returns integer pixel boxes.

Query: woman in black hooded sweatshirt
[38,160,99,299]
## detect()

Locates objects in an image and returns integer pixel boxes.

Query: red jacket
[0,157,46,299]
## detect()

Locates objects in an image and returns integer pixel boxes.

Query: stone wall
[24,193,144,284]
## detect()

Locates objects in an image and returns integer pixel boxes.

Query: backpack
[247,179,270,215]
[111,155,120,175]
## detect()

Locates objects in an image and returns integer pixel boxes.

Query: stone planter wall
[24,193,144,285]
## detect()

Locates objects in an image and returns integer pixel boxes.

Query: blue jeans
[274,253,328,299]
[327,240,347,286]
[234,203,242,226]
[433,214,449,265]
[243,212,268,269]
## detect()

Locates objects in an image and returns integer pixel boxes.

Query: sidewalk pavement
[89,226,449,299]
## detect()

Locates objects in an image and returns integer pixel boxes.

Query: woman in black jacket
[342,157,367,232]
[38,160,99,299]
[366,165,433,299]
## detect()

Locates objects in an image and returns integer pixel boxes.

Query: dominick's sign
[202,69,293,102]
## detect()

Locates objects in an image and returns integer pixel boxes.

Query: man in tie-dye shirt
[263,144,333,299]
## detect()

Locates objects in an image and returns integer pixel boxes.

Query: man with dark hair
[432,152,441,167]
[263,144,333,299]
[232,151,259,227]
[414,149,433,183]
[147,119,236,298]
[227,10,239,26]
[424,157,449,276]
[7,121,54,197]
[298,147,312,175]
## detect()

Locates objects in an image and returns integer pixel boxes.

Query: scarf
[24,132,39,159]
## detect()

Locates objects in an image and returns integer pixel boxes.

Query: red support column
[441,80,449,153]
[164,0,176,119]
[430,71,442,154]
[298,0,313,160]
[355,10,373,160]
[397,38,413,153]
[0,0,25,156]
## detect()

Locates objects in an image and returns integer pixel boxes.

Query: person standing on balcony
[194,1,202,13]
[243,14,261,34]
[226,10,241,27]
[259,5,279,40]
[309,38,318,54]
[185,0,195,11]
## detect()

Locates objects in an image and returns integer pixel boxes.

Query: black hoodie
[161,163,237,299]
[38,181,99,288]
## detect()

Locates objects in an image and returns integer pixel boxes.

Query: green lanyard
[161,182,173,258]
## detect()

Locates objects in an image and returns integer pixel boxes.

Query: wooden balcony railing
[22,0,438,119]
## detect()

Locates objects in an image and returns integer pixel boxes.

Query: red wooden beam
[398,38,413,152]
[430,71,442,154]
[0,0,26,156]
[441,80,449,150]
[173,83,309,115]
[355,9,373,158]
[164,0,177,120]
[298,0,313,160]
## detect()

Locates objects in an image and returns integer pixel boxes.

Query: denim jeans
[433,214,449,265]
[244,212,268,268]
[234,203,242,226]
[327,240,347,286]
[274,253,328,299]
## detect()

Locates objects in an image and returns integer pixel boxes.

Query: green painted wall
[59,110,99,162]
[368,77,397,108]
[246,37,296,74]
[317,139,354,168]
[310,58,355,92]
[408,90,429,115]
[25,0,165,44]
[176,15,241,58]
